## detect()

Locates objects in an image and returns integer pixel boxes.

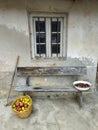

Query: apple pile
[12,96,31,112]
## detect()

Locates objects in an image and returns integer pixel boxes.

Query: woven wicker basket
[11,95,33,118]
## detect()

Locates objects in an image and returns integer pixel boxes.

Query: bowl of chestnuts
[73,81,91,91]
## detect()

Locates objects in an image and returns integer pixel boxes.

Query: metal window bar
[38,17,41,57]
[44,17,46,57]
[51,17,52,57]
[57,18,59,57]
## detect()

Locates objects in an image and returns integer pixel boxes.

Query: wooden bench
[14,66,87,107]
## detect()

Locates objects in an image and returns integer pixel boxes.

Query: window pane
[36,33,46,43]
[37,44,46,54]
[52,44,60,54]
[51,21,60,32]
[36,21,45,32]
[51,33,60,43]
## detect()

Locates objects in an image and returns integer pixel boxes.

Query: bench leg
[76,91,83,108]
[23,76,32,97]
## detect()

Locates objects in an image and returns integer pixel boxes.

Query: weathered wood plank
[17,66,87,76]
[14,86,78,92]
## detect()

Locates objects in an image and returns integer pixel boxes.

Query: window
[29,13,67,59]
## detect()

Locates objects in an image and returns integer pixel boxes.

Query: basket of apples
[11,95,33,118]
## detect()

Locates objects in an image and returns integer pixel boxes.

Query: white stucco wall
[0,0,97,97]
[0,0,97,69]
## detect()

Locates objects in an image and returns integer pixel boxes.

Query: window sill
[31,56,67,61]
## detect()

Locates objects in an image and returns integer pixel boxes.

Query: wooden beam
[17,66,87,76]
[14,86,78,92]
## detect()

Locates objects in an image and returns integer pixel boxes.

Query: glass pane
[51,21,60,32]
[36,33,46,43]
[52,44,60,54]
[51,33,60,43]
[37,44,46,54]
[36,21,45,32]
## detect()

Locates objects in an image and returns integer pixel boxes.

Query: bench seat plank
[14,86,78,92]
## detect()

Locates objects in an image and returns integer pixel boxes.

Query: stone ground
[0,92,98,130]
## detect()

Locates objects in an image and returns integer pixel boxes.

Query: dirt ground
[0,92,98,130]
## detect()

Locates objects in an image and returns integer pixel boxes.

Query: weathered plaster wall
[0,0,97,97]
[0,0,98,67]
[68,0,98,60]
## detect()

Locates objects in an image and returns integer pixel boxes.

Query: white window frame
[29,13,67,59]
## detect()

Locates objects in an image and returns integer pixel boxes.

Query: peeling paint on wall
[0,9,28,36]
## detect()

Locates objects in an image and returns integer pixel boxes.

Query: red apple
[24,104,28,108]
[19,98,23,102]
[19,102,24,107]
[15,102,20,107]
[17,106,21,111]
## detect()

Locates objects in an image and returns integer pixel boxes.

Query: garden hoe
[5,56,19,106]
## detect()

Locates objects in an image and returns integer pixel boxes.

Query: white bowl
[73,81,91,91]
